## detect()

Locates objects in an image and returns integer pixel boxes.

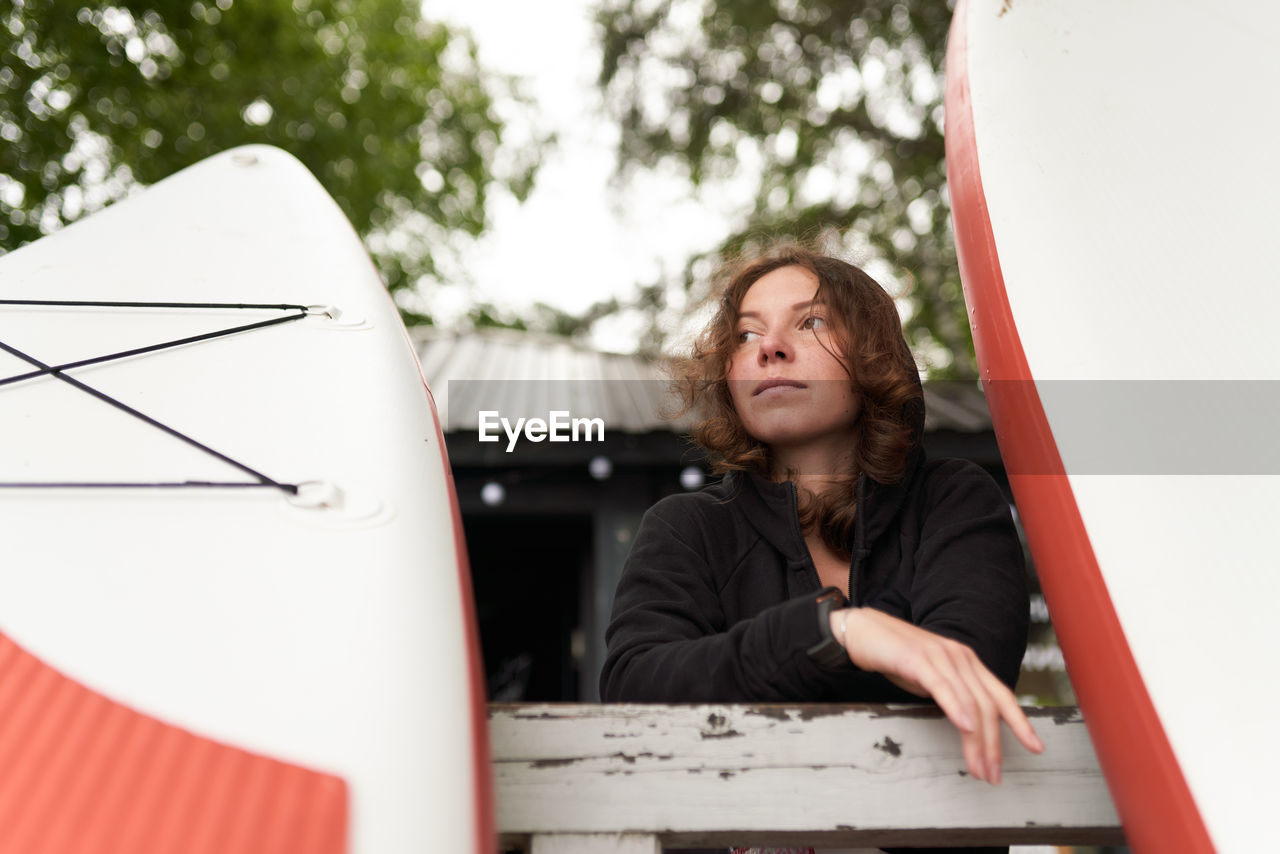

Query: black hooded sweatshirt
[599,437,1028,854]
[599,455,1029,704]
[600,369,1028,705]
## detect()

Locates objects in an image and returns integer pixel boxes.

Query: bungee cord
[0,299,310,311]
[0,310,307,388]
[0,482,291,490]
[0,301,319,494]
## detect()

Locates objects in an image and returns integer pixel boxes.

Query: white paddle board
[0,146,490,852]
[946,2,1280,851]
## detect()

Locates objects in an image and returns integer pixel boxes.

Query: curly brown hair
[670,243,923,555]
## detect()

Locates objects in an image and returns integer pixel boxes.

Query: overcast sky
[421,0,745,353]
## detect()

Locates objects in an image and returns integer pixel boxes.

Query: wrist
[828,607,850,649]
[805,587,849,669]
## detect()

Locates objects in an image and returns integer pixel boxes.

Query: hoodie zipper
[848,474,868,605]
[784,481,821,588]
[788,476,867,604]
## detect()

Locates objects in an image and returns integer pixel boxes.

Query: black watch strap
[806,586,849,669]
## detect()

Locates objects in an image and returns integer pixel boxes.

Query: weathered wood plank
[491,703,1123,849]
[529,833,661,854]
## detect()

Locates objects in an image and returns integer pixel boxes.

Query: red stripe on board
[421,369,497,854]
[943,3,1214,852]
[0,632,347,854]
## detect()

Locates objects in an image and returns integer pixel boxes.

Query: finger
[929,643,986,733]
[914,645,979,734]
[961,728,987,783]
[947,648,998,783]
[925,660,996,781]
[954,651,1002,785]
[952,650,998,783]
[911,664,974,734]
[977,666,1046,754]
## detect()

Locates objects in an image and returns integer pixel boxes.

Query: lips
[753,378,807,396]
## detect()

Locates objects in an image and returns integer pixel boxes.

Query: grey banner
[438,379,1280,475]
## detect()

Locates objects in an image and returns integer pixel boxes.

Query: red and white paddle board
[946,2,1280,852]
[0,146,491,852]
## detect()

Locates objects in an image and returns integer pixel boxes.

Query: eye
[800,315,826,332]
[737,329,760,343]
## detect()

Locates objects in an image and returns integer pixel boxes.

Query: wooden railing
[490,703,1123,853]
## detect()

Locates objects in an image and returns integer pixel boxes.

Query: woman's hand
[831,606,1044,784]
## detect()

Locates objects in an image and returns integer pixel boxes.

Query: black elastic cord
[0,310,307,388]
[0,481,298,490]
[0,338,298,495]
[0,299,311,311]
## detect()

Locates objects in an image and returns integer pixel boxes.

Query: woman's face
[726,265,861,469]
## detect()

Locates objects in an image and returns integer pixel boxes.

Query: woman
[600,244,1043,800]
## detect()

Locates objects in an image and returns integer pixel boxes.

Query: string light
[680,466,704,490]
[481,481,505,506]
[588,456,613,481]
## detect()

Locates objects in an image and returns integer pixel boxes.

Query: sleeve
[598,497,848,703]
[897,460,1029,690]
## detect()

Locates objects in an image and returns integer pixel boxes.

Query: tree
[594,0,972,375]
[0,0,543,315]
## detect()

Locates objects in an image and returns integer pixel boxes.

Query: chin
[746,427,830,452]
[740,416,796,444]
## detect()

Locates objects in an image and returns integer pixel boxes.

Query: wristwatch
[806,586,850,669]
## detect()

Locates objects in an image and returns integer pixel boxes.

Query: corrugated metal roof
[921,379,994,433]
[414,327,684,433]
[413,327,991,434]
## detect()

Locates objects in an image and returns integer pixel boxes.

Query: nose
[756,329,791,365]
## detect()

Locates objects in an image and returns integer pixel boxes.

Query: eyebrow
[738,299,823,319]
